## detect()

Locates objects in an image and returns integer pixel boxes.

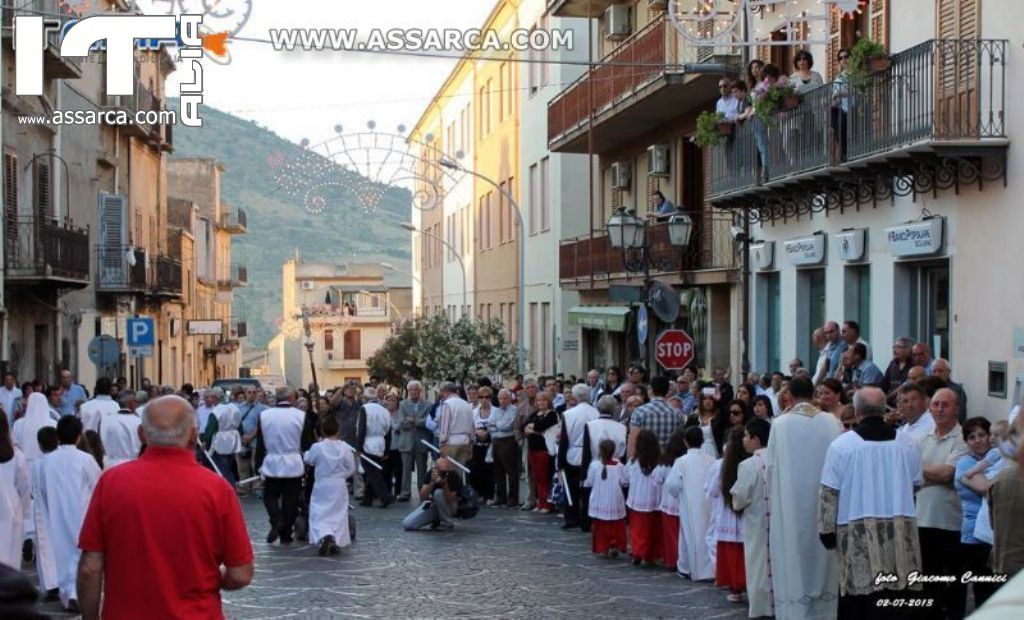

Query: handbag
[456,484,481,519]
[484,443,494,464]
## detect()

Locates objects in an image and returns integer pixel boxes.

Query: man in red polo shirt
[76,395,253,619]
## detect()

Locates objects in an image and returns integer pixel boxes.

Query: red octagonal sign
[655,329,695,371]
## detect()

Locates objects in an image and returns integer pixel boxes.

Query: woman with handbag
[469,386,495,501]
[524,391,560,514]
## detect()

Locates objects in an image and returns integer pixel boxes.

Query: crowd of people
[1,349,1022,617]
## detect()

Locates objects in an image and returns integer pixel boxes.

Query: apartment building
[2,0,188,388]
[267,259,412,389]
[706,0,1019,417]
[167,158,247,385]
[549,0,741,376]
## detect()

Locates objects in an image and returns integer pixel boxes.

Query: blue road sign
[127,317,155,357]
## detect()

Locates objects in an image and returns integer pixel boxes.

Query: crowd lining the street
[1,313,1024,619]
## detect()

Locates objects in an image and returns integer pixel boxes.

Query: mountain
[167,100,412,347]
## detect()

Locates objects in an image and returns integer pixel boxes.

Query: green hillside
[167,100,412,347]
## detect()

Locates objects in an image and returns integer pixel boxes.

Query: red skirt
[591,518,627,554]
[660,513,680,569]
[628,509,662,563]
[715,540,746,592]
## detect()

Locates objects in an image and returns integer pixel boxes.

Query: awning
[568,306,631,332]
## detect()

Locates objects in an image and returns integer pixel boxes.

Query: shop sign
[751,241,774,271]
[784,233,826,266]
[886,218,944,257]
[835,228,866,262]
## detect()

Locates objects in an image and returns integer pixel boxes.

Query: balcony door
[98,193,127,287]
[935,0,981,138]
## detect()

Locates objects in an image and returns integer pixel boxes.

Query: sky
[165,0,494,145]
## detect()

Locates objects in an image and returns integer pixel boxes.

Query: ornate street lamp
[606,207,693,274]
[667,211,694,248]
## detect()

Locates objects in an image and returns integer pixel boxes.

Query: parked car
[211,378,262,400]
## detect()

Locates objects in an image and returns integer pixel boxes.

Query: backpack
[456,484,481,519]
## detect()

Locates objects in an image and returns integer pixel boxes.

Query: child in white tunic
[0,413,30,570]
[583,439,628,557]
[625,429,663,565]
[304,416,356,556]
[730,418,773,618]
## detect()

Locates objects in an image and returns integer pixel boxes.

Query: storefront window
[755,272,781,375]
[894,260,951,362]
[797,269,826,370]
[844,265,871,347]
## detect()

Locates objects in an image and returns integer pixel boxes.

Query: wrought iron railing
[547,13,701,144]
[708,38,1008,198]
[96,246,147,291]
[220,208,247,230]
[153,254,182,295]
[232,264,248,285]
[4,217,90,281]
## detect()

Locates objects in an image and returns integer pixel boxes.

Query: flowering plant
[752,77,799,124]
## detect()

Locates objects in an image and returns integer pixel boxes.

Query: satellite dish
[648,280,680,323]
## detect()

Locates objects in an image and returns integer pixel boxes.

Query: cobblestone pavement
[223,496,748,619]
[32,495,748,619]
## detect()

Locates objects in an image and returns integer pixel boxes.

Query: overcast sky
[166,0,493,144]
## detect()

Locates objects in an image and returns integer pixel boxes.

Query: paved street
[222,496,746,619]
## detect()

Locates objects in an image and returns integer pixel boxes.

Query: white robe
[664,448,715,580]
[211,404,243,455]
[765,403,840,619]
[78,396,119,433]
[731,449,773,618]
[304,439,356,546]
[36,445,101,607]
[12,393,57,541]
[0,448,29,568]
[99,411,143,469]
[31,459,58,591]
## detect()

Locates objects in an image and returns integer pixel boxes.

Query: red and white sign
[655,329,695,370]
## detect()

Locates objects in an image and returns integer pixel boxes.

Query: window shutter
[99,192,126,248]
[34,159,51,222]
[3,153,17,231]
[936,0,957,39]
[869,0,888,47]
[827,9,842,80]
[344,330,361,360]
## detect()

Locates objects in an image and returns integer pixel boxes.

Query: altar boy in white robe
[304,415,356,556]
[31,427,60,598]
[11,393,57,566]
[35,416,101,612]
[731,417,773,618]
[664,425,715,581]
[0,412,30,570]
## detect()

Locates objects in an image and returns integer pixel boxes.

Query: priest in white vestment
[36,416,101,611]
[304,415,357,555]
[0,426,29,569]
[664,426,715,580]
[764,376,840,619]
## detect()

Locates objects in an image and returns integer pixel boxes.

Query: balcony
[324,352,364,369]
[219,208,248,233]
[218,264,248,289]
[4,217,90,286]
[96,246,148,293]
[708,39,1009,220]
[547,0,615,18]
[547,13,735,153]
[559,211,738,289]
[151,254,182,298]
[3,1,83,79]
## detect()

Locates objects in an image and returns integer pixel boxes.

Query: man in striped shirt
[436,382,474,467]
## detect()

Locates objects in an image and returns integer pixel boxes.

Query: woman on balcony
[831,49,852,161]
[790,50,823,94]
[751,64,787,182]
[787,50,824,166]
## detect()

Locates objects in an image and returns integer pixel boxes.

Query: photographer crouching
[401,456,463,532]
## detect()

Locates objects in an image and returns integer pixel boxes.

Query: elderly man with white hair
[77,395,253,619]
[557,384,600,531]
[398,380,431,500]
[356,386,394,508]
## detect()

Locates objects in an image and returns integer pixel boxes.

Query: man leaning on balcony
[715,77,739,121]
[646,191,677,222]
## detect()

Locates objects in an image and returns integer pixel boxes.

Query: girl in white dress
[583,439,628,558]
[625,429,662,565]
[0,413,29,569]
[657,429,688,570]
[304,416,357,556]
[710,427,748,603]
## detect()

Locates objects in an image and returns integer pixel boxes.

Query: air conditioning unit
[604,4,631,41]
[300,280,315,290]
[648,0,668,10]
[611,161,632,190]
[647,144,670,177]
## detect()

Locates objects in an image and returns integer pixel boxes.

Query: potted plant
[850,38,890,75]
[695,110,731,148]
[752,80,800,124]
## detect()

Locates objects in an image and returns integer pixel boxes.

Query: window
[508,302,515,342]
[498,62,506,120]
[541,302,551,373]
[485,191,493,249]
[324,329,334,351]
[504,59,514,119]
[34,159,51,221]
[344,330,361,359]
[755,272,781,376]
[498,181,506,243]
[845,265,871,346]
[433,223,442,265]
[529,163,538,234]
[529,303,538,369]
[485,79,493,133]
[539,158,549,232]
[507,177,516,241]
[539,15,550,87]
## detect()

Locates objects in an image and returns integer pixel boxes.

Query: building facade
[268,259,412,390]
[705,0,1019,417]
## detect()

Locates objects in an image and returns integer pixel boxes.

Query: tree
[367,314,518,387]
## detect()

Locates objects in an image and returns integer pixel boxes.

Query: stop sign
[655,329,695,370]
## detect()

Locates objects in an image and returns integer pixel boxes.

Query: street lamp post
[440,156,526,372]
[606,207,693,370]
[299,305,320,396]
[400,222,467,313]
[381,262,425,316]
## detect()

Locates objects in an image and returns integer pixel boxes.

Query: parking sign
[127,317,155,357]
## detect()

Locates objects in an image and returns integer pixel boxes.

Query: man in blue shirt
[823,321,847,380]
[646,190,677,221]
[58,369,88,417]
[847,343,883,390]
[237,386,267,493]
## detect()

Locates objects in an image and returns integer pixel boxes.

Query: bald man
[78,396,253,620]
[819,387,923,616]
[931,358,968,422]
